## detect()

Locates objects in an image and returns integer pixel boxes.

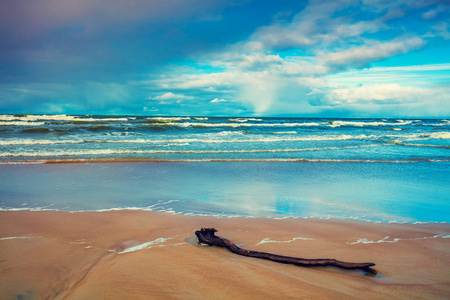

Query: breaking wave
[1,114,449,163]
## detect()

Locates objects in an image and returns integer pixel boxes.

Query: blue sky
[0,0,449,117]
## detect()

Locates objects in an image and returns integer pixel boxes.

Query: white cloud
[143,107,159,112]
[159,72,236,90]
[422,9,437,20]
[299,82,450,117]
[150,92,193,101]
[326,63,450,90]
[325,83,429,105]
[422,5,448,20]
[369,63,450,72]
[238,54,283,70]
[320,37,425,70]
[433,22,450,40]
[243,1,342,51]
[276,59,328,75]
[245,0,405,52]
[154,68,284,113]
[146,0,448,117]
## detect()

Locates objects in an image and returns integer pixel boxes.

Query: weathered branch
[195,228,376,275]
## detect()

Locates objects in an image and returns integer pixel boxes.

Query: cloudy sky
[1,0,449,117]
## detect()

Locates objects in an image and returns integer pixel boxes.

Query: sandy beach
[2,0,450,298]
[0,210,448,299]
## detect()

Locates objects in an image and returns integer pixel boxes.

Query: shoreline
[2,158,450,164]
[1,161,449,223]
[1,207,448,225]
[1,210,449,299]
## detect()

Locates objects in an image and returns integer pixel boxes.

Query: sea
[0,114,449,223]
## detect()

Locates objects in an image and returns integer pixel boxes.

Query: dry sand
[0,210,449,299]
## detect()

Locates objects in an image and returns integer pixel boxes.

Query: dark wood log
[195,228,376,275]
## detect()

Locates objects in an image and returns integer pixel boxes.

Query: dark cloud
[0,0,310,114]
[0,1,241,82]
[0,0,448,117]
[0,0,303,83]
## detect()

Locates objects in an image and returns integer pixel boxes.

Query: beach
[1,0,450,295]
[1,115,449,299]
[1,210,449,299]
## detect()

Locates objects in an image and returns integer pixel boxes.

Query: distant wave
[141,117,191,123]
[423,132,450,139]
[328,120,418,127]
[0,145,375,157]
[228,118,263,122]
[1,114,449,164]
[2,131,448,146]
[0,114,129,123]
[2,115,449,129]
[141,122,323,128]
[137,120,449,128]
[0,121,45,126]
[0,139,84,145]
[393,142,450,149]
[0,134,374,146]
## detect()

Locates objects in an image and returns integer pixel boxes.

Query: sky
[0,0,449,117]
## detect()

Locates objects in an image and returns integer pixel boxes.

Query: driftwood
[195,228,376,275]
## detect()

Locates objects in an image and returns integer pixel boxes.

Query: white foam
[427,132,450,139]
[0,203,56,211]
[229,118,249,122]
[71,240,87,245]
[273,131,297,134]
[0,236,35,241]
[144,122,321,128]
[146,117,191,122]
[93,134,369,144]
[256,236,316,245]
[393,132,450,141]
[89,207,153,213]
[423,122,450,127]
[394,142,450,149]
[0,161,45,165]
[0,144,380,158]
[0,114,128,123]
[348,233,449,244]
[3,131,446,147]
[0,139,83,146]
[0,121,45,126]
[118,236,175,254]
[147,200,181,209]
[329,120,415,127]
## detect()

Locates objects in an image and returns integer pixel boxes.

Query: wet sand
[0,210,449,299]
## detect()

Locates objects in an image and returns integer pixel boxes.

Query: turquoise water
[1,162,448,223]
[1,115,448,222]
[0,115,449,163]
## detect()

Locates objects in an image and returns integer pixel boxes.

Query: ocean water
[0,114,449,223]
[0,114,449,163]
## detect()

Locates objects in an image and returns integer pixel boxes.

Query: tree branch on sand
[195,228,377,275]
